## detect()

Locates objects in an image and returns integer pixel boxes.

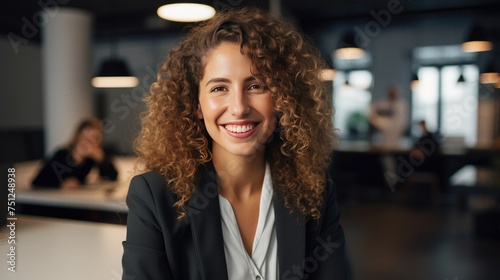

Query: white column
[42,8,93,155]
[269,0,281,15]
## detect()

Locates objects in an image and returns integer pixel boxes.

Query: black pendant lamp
[457,66,466,84]
[462,25,492,53]
[91,0,139,88]
[344,71,350,87]
[92,57,139,88]
[92,35,139,89]
[335,32,366,60]
[410,73,419,90]
[480,61,500,84]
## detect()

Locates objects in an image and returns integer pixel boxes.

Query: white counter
[0,215,126,280]
[16,181,129,212]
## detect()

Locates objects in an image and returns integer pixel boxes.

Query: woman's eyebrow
[205,77,230,86]
[205,76,256,86]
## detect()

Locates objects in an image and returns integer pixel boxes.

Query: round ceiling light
[157,3,216,22]
[91,76,140,88]
[462,41,492,53]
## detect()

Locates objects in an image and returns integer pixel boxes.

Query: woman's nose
[229,90,250,117]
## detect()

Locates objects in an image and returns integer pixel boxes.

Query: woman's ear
[196,104,203,119]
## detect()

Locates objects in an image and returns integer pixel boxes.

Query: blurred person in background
[32,117,118,188]
[369,85,409,148]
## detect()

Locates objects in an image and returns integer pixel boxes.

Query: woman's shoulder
[325,169,336,191]
[132,170,166,183]
[129,171,170,195]
[128,171,179,205]
[126,171,180,216]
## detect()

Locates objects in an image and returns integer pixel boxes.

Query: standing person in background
[122,7,350,280]
[369,85,409,148]
[369,85,409,191]
[32,117,118,188]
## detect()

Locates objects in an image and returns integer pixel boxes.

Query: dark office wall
[0,39,43,129]
[0,39,44,163]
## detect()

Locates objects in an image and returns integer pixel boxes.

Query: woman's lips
[222,122,259,138]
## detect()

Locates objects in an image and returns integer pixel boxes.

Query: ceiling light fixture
[343,72,351,87]
[334,32,365,60]
[462,25,492,53]
[157,3,216,22]
[480,61,500,84]
[457,66,466,84]
[92,31,139,89]
[410,73,419,91]
[91,58,139,88]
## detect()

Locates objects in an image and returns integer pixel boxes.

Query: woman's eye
[211,86,227,92]
[248,84,261,91]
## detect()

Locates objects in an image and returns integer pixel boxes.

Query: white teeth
[225,124,254,133]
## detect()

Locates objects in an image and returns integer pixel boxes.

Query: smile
[224,124,255,133]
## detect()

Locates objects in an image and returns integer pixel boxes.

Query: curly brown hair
[134,7,336,220]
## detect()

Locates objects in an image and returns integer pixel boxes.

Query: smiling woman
[197,42,276,159]
[123,7,350,280]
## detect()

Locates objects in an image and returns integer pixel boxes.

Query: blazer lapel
[185,161,307,279]
[186,163,228,280]
[274,195,306,278]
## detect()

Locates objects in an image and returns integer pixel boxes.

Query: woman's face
[77,127,102,147]
[197,42,276,159]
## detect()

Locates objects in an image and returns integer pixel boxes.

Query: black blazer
[122,162,350,280]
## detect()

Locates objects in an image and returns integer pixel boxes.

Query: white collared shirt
[219,163,278,280]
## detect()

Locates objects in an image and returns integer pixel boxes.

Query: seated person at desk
[411,120,442,171]
[409,119,447,190]
[32,117,118,189]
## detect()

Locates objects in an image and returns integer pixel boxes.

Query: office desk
[449,165,500,195]
[333,141,467,192]
[0,215,126,280]
[13,157,134,214]
[16,182,129,213]
[449,165,500,239]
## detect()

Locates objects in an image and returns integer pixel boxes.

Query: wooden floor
[339,196,500,280]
